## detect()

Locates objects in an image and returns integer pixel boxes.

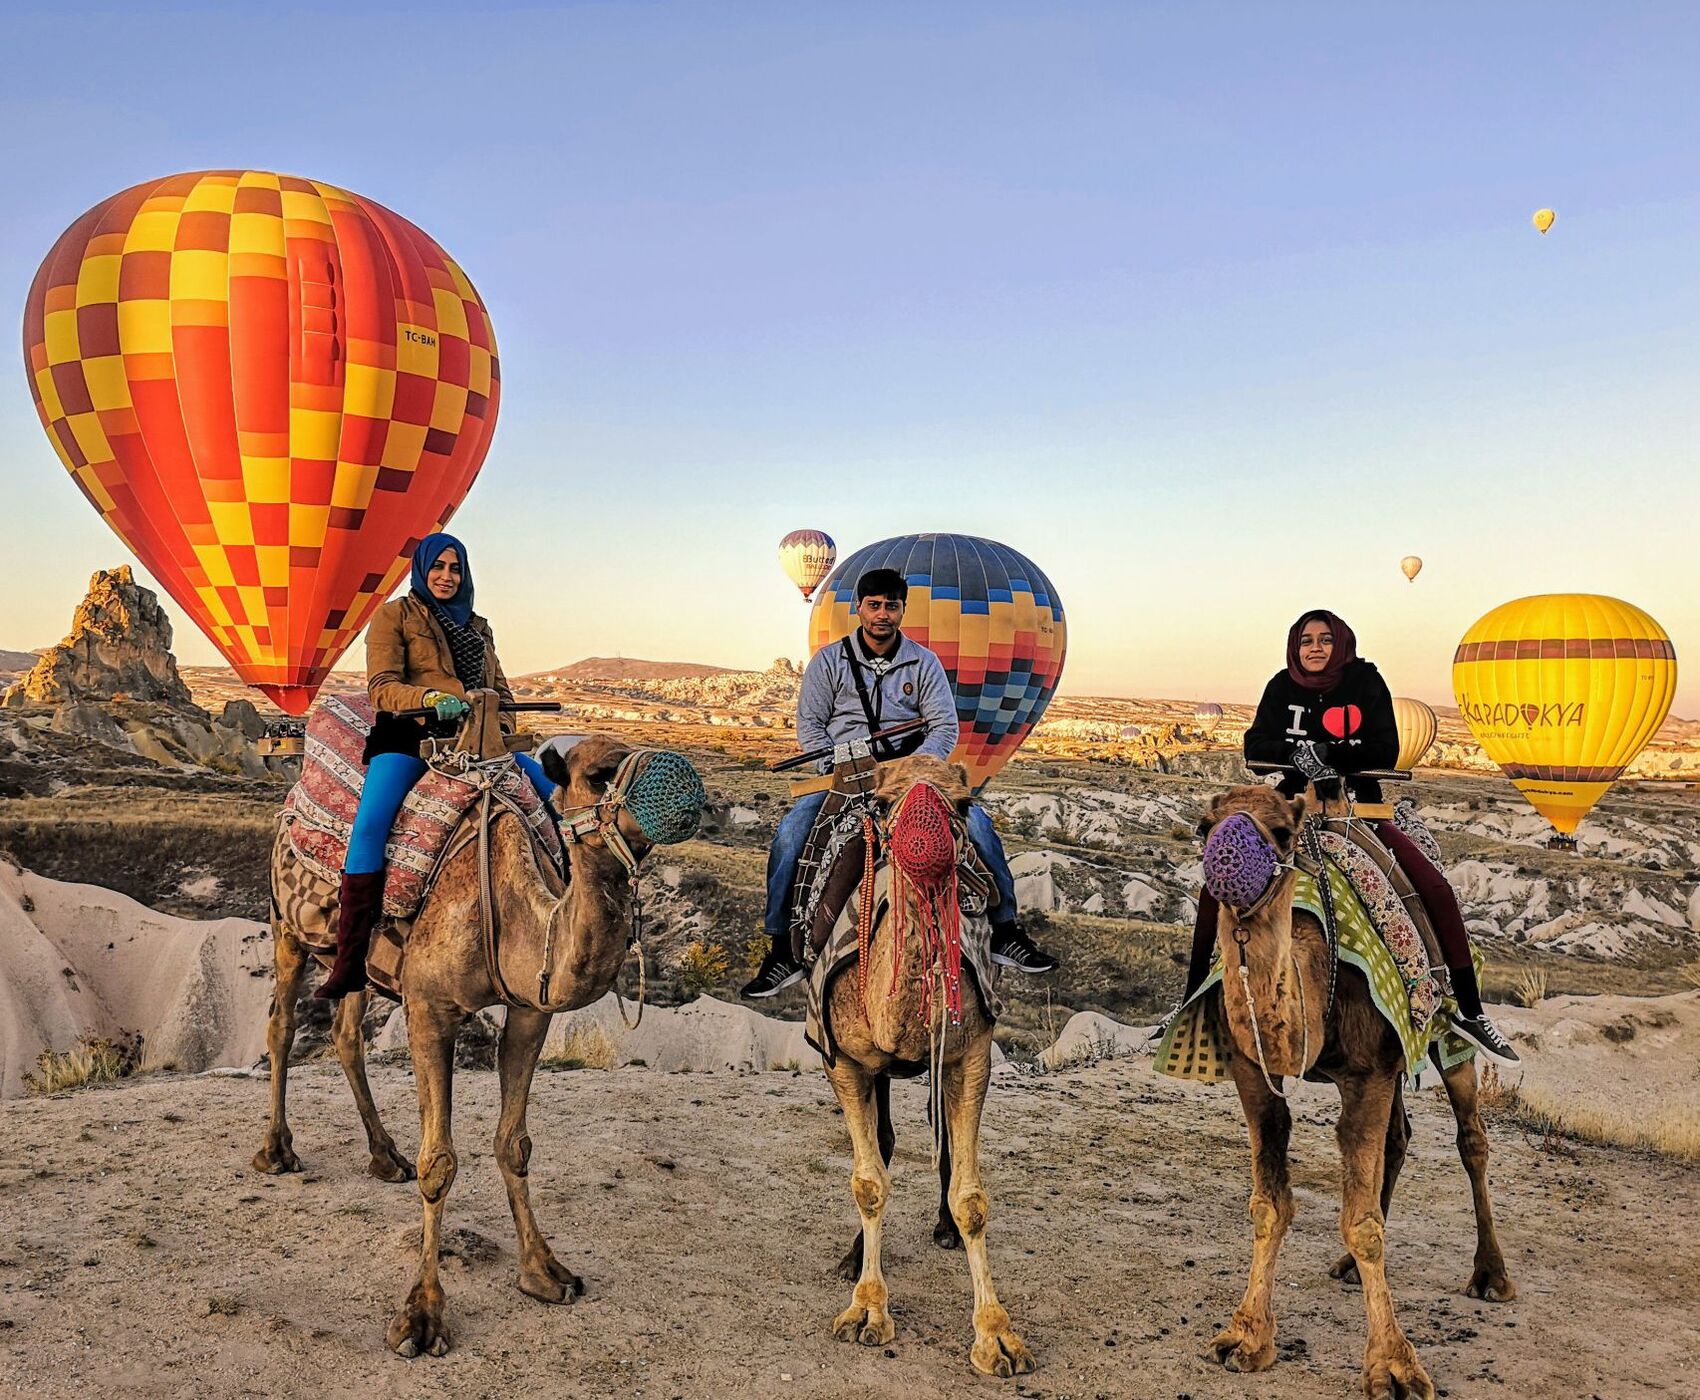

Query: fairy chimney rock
[3,566,194,709]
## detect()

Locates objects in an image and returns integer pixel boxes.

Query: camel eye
[1270,825,1292,844]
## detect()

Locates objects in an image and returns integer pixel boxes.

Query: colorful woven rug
[1152,859,1480,1085]
[281,694,563,920]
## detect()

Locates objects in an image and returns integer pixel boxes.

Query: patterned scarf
[433,610,486,692]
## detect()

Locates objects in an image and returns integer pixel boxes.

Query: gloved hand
[423,690,470,721]
[1292,739,1340,783]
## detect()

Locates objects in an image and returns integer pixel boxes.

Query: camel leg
[1338,1073,1435,1400]
[944,1040,1034,1377]
[331,989,414,1183]
[1210,1055,1294,1373]
[1333,1081,1409,1285]
[252,927,308,1174]
[837,1073,897,1282]
[1439,1058,1516,1301]
[933,1082,961,1250]
[496,1006,585,1304]
[387,1003,463,1359]
[826,1058,896,1347]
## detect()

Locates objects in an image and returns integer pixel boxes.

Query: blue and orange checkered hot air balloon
[22,170,500,715]
[807,533,1067,790]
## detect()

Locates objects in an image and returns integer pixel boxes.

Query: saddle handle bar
[387,701,565,721]
[1246,760,1412,783]
[768,718,929,774]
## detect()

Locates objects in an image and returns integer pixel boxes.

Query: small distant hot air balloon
[778,529,836,601]
[1392,697,1438,770]
[1194,702,1224,732]
[1532,208,1556,235]
[1119,724,1143,742]
[22,170,499,714]
[1452,594,1676,846]
[808,533,1067,790]
[1400,556,1423,582]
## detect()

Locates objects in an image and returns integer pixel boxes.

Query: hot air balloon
[1392,697,1438,770]
[778,529,836,601]
[807,533,1067,790]
[1119,724,1143,742]
[1400,555,1423,582]
[22,170,499,715]
[1532,208,1556,235]
[1452,594,1676,846]
[1194,702,1224,732]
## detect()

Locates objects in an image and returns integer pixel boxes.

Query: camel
[1197,785,1515,1400]
[819,753,1034,1378]
[254,735,681,1358]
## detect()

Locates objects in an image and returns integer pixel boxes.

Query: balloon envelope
[778,529,836,601]
[806,533,1066,790]
[1533,208,1556,234]
[1392,697,1438,770]
[22,170,500,714]
[1195,702,1224,731]
[1452,594,1676,834]
[1400,555,1423,582]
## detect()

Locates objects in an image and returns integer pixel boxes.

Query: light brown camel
[821,754,1034,1378]
[254,736,672,1358]
[1197,785,1515,1400]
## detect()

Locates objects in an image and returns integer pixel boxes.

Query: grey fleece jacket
[797,631,959,770]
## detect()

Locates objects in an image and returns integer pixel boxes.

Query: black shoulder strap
[841,635,889,755]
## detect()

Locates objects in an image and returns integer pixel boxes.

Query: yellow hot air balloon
[1452,594,1676,842]
[1532,208,1556,234]
[778,529,836,601]
[1392,697,1438,770]
[1400,555,1423,582]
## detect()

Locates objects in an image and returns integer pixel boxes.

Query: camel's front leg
[1338,1073,1435,1400]
[387,1001,464,1359]
[1439,1058,1516,1302]
[252,927,308,1174]
[495,1006,583,1304]
[1211,1054,1295,1372]
[1334,1081,1408,1286]
[331,988,414,1182]
[943,1041,1034,1377]
[825,1058,895,1347]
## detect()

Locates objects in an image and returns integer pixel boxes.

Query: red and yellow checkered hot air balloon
[22,170,500,714]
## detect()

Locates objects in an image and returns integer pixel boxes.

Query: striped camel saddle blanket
[281,694,564,921]
[805,864,1001,1068]
[1153,857,1482,1086]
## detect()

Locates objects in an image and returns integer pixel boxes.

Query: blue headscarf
[410,532,474,626]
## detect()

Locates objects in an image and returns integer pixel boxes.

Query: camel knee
[1456,1123,1489,1171]
[851,1170,887,1218]
[1343,1212,1385,1264]
[950,1184,990,1240]
[419,1147,458,1203]
[498,1129,532,1178]
[1248,1192,1289,1240]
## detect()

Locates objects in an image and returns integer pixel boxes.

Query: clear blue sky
[3,2,1696,712]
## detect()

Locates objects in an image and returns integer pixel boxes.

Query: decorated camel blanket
[280,694,563,920]
[1152,853,1480,1085]
[805,865,1001,1067]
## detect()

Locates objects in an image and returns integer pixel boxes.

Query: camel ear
[539,743,571,789]
[1288,793,1308,829]
[1196,792,1230,837]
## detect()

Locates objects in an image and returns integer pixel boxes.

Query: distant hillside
[0,649,41,676]
[524,657,738,683]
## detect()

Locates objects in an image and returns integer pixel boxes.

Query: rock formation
[3,566,193,709]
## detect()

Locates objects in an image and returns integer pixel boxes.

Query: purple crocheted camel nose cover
[1203,812,1278,909]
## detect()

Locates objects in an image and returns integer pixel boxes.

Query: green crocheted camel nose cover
[626,751,705,845]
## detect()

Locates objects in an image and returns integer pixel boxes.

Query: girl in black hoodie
[1179,609,1518,1066]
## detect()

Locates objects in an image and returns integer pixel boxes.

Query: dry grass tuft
[540,1022,619,1072]
[24,1034,142,1095]
[1478,1065,1700,1163]
[1510,968,1549,1009]
[1678,961,1700,993]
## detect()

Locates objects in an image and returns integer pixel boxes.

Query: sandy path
[1,1059,1695,1399]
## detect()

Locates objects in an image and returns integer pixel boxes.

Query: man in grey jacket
[742,567,1056,998]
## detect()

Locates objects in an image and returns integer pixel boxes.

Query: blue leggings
[345,750,556,875]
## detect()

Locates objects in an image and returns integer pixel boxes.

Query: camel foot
[933,1215,963,1251]
[518,1253,585,1305]
[1463,1262,1517,1302]
[836,1236,863,1283]
[387,1281,450,1359]
[833,1303,895,1347]
[367,1144,416,1183]
[251,1140,302,1175]
[1331,1252,1362,1286]
[1209,1319,1276,1374]
[1362,1343,1435,1400]
[970,1319,1035,1377]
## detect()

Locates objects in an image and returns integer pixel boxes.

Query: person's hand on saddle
[1291,739,1340,784]
[423,690,470,722]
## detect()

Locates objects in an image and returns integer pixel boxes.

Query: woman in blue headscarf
[315,533,556,999]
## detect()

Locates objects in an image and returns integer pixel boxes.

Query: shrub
[24,1034,141,1095]
[678,939,731,997]
[1511,968,1548,1008]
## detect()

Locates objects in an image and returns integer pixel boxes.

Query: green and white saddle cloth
[1152,861,1480,1085]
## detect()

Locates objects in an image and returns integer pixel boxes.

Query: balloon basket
[257,718,307,758]
[1546,833,1579,854]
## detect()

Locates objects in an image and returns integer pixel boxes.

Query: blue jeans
[345,750,557,875]
[762,793,1019,938]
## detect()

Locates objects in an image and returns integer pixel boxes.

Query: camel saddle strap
[473,786,558,1012]
[792,790,866,961]
[1327,818,1447,977]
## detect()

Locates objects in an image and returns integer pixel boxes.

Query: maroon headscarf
[1286,609,1358,692]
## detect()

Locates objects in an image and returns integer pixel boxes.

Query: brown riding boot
[314,870,385,1000]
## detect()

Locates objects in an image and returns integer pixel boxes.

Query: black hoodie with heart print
[1243,658,1400,800]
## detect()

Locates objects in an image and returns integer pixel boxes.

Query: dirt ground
[1,1059,1695,1399]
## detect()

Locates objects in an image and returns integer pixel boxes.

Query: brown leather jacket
[365,595,515,724]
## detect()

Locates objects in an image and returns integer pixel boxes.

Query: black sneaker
[741,945,805,999]
[1451,1010,1521,1067]
[990,924,1058,975]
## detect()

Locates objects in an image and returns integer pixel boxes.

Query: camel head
[874,753,973,819]
[873,754,974,885]
[538,735,706,866]
[1196,785,1308,914]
